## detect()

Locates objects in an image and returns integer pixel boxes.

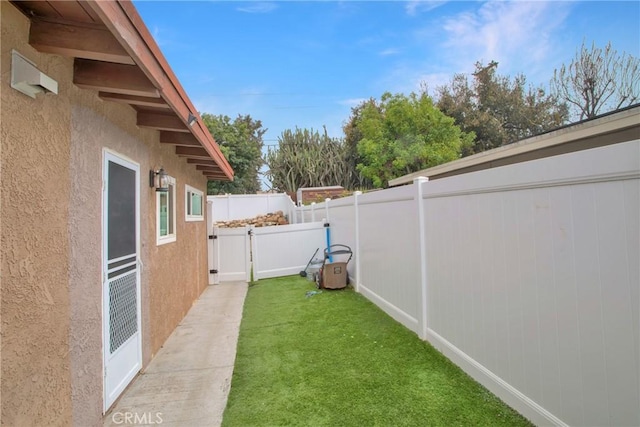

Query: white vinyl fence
[252,222,326,280]
[208,193,296,223]
[208,222,326,284]
[291,140,639,427]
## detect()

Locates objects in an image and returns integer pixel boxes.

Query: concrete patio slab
[104,281,248,427]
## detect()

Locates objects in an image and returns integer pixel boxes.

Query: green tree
[437,61,568,156]
[342,99,377,190]
[202,113,265,195]
[551,41,640,120]
[264,127,350,193]
[352,92,474,188]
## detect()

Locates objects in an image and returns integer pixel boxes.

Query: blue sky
[134,1,639,151]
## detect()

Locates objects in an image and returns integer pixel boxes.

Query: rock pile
[215,211,288,228]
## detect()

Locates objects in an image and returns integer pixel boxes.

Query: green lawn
[222,276,533,427]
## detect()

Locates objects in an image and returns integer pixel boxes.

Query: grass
[222,276,533,427]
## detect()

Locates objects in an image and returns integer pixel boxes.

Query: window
[185,185,204,222]
[156,176,176,245]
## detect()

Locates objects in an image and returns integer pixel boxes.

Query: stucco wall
[68,104,155,427]
[146,149,210,355]
[1,3,73,424]
[2,2,211,424]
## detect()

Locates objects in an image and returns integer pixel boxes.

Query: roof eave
[88,0,234,180]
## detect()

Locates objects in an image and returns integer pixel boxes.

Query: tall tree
[264,127,351,193]
[551,41,640,120]
[202,113,266,195]
[352,92,474,188]
[342,98,378,189]
[437,61,568,156]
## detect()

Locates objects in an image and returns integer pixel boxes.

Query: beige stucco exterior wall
[2,3,210,425]
[1,3,74,425]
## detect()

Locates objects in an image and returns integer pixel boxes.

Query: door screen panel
[108,161,136,260]
[108,270,138,353]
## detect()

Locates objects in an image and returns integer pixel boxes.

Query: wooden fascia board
[29,19,135,64]
[74,59,158,97]
[87,0,233,180]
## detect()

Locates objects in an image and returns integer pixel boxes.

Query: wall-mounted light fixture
[11,50,58,99]
[149,167,169,192]
[187,113,197,127]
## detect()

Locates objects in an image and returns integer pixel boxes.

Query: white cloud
[374,1,572,99]
[236,2,277,14]
[414,72,453,93]
[379,48,401,56]
[374,63,441,96]
[338,98,368,107]
[406,1,448,16]
[439,1,571,79]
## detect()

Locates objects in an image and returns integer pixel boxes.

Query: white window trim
[185,184,204,222]
[156,176,176,245]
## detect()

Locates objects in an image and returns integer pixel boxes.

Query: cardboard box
[322,262,348,289]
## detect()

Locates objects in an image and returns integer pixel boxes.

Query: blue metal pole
[324,221,333,262]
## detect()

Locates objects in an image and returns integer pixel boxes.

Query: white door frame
[102,149,142,411]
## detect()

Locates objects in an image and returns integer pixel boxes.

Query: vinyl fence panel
[208,193,295,223]
[357,185,422,334]
[252,222,326,280]
[325,196,357,281]
[421,140,640,426]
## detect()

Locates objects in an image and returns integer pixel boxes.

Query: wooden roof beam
[29,20,135,65]
[99,92,169,109]
[160,131,200,146]
[137,112,188,132]
[195,165,221,171]
[186,159,218,166]
[175,146,210,158]
[88,1,233,180]
[74,58,158,97]
[205,173,230,180]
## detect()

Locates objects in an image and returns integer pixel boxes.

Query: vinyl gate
[208,222,326,284]
[209,226,251,284]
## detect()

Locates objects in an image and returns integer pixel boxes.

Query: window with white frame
[156,176,176,244]
[185,185,204,222]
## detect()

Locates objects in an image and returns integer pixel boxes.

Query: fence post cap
[413,176,429,184]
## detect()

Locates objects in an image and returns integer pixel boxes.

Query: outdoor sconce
[150,167,169,192]
[187,113,197,127]
[10,50,58,99]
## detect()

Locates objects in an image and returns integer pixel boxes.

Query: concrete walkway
[104,281,248,427]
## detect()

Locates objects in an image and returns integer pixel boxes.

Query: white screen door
[103,151,141,410]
